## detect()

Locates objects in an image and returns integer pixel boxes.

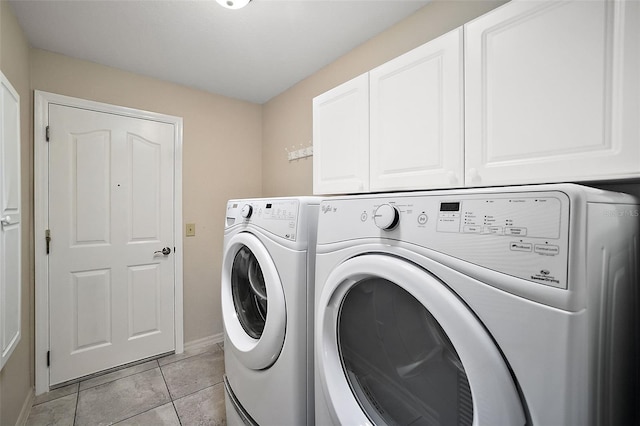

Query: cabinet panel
[370,28,463,191]
[313,74,369,195]
[465,0,640,186]
[0,72,21,370]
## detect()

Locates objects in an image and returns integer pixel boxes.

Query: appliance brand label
[530,269,560,285]
[321,204,337,214]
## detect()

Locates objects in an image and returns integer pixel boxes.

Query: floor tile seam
[99,364,173,425]
[31,386,79,407]
[77,359,160,393]
[157,352,199,368]
[158,348,220,368]
[72,387,80,426]
[158,358,183,426]
[170,380,225,404]
[108,400,175,426]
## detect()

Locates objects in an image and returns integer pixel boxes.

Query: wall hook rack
[286,141,313,162]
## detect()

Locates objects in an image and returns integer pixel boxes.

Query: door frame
[34,91,184,395]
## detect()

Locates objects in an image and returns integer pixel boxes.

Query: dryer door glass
[231,246,268,339]
[338,277,473,426]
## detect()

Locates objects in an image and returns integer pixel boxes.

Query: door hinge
[47,351,50,367]
[45,229,51,254]
[46,126,50,142]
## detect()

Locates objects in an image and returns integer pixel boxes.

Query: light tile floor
[26,341,226,426]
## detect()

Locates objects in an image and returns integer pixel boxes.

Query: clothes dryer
[314,184,639,426]
[222,197,320,425]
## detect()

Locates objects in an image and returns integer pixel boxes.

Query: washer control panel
[435,197,562,239]
[318,190,570,289]
[226,199,299,241]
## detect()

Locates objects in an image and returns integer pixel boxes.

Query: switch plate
[186,223,196,237]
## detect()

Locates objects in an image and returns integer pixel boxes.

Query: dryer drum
[337,277,473,426]
[231,246,268,339]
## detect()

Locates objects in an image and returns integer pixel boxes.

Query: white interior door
[0,72,21,370]
[48,104,176,385]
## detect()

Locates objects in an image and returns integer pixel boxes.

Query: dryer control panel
[318,190,571,289]
[226,199,300,241]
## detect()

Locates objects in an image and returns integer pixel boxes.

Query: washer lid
[222,232,286,370]
[316,254,526,426]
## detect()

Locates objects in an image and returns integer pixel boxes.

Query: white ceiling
[9,0,430,104]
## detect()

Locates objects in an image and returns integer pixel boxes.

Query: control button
[417,214,428,225]
[510,242,532,252]
[484,226,503,235]
[373,204,400,231]
[241,204,253,219]
[463,225,482,233]
[360,212,368,222]
[505,227,527,236]
[534,244,560,256]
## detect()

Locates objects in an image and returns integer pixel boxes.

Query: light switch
[186,223,196,237]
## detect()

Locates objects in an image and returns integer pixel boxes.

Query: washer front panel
[222,232,286,370]
[316,254,526,426]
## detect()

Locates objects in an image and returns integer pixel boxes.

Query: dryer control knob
[373,204,399,231]
[241,204,253,219]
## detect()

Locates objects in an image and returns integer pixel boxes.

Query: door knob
[154,247,172,256]
[1,216,11,226]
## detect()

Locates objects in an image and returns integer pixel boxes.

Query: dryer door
[222,232,286,370]
[316,254,526,426]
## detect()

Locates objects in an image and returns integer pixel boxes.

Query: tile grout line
[158,359,183,426]
[171,381,226,405]
[76,360,170,426]
[77,361,160,393]
[33,346,223,425]
[108,361,178,426]
[38,356,168,407]
[72,385,80,426]
[157,345,220,368]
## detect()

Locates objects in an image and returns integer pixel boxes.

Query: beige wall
[0,1,33,424]
[30,49,264,346]
[262,0,507,197]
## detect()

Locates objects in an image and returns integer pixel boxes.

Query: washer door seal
[316,254,525,425]
[222,232,286,370]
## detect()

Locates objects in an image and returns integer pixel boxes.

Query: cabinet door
[0,72,21,370]
[465,0,640,186]
[369,28,464,192]
[313,74,369,195]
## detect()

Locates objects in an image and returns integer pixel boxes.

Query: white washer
[314,184,639,426]
[222,197,319,425]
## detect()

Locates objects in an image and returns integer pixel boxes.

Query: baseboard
[184,332,224,352]
[16,386,34,426]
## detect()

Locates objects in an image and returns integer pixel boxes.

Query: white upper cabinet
[370,27,463,192]
[314,0,639,194]
[465,0,640,186]
[313,27,463,195]
[313,73,369,195]
[0,71,21,371]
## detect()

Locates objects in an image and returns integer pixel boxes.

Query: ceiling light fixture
[216,0,251,10]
